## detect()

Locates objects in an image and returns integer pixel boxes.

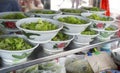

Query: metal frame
[0,38,120,73]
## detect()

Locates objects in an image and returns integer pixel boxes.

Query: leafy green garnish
[52,32,69,41]
[87,14,111,21]
[60,9,82,13]
[32,10,56,14]
[0,37,32,50]
[81,30,97,35]
[58,16,88,24]
[2,13,27,19]
[83,7,100,11]
[21,19,57,31]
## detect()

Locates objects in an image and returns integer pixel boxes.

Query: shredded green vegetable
[0,37,32,50]
[1,13,27,19]
[52,32,69,41]
[58,16,88,24]
[60,9,82,13]
[21,19,57,31]
[32,10,56,14]
[87,14,111,21]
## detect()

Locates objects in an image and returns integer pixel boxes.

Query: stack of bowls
[53,15,92,48]
[16,17,73,54]
[81,12,119,41]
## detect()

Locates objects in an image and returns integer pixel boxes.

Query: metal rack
[0,37,120,73]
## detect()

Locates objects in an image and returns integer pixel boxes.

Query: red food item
[57,43,66,48]
[116,30,120,37]
[4,21,16,28]
[96,23,104,28]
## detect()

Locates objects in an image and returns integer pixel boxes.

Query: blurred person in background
[18,0,44,12]
[0,0,21,12]
[71,0,82,9]
[71,0,86,9]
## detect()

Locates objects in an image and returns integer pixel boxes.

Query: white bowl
[42,36,74,54]
[60,8,86,15]
[53,15,91,35]
[92,24,119,40]
[73,41,89,47]
[0,12,28,33]
[80,7,106,15]
[97,35,111,41]
[81,13,114,27]
[0,35,39,66]
[16,18,63,43]
[26,9,62,18]
[73,35,93,43]
[72,41,89,53]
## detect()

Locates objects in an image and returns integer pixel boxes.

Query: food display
[87,14,111,21]
[21,19,57,31]
[0,13,27,19]
[42,31,73,54]
[52,32,69,41]
[0,6,119,73]
[58,16,88,24]
[0,37,32,50]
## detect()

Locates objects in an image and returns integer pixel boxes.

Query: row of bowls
[0,8,119,66]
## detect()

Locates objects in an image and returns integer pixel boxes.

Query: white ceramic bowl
[53,15,91,35]
[73,41,89,48]
[0,12,28,33]
[81,13,114,27]
[73,35,93,43]
[16,18,63,43]
[0,35,39,66]
[97,35,111,41]
[72,41,89,53]
[26,9,62,18]
[42,35,74,54]
[60,8,86,15]
[80,7,106,15]
[92,24,119,40]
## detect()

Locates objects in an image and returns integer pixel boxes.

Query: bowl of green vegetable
[81,7,105,14]
[16,18,63,43]
[99,25,119,39]
[26,9,62,18]
[81,13,114,27]
[0,35,39,66]
[74,29,98,43]
[59,8,86,15]
[53,15,91,35]
[42,32,74,54]
[0,12,28,33]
